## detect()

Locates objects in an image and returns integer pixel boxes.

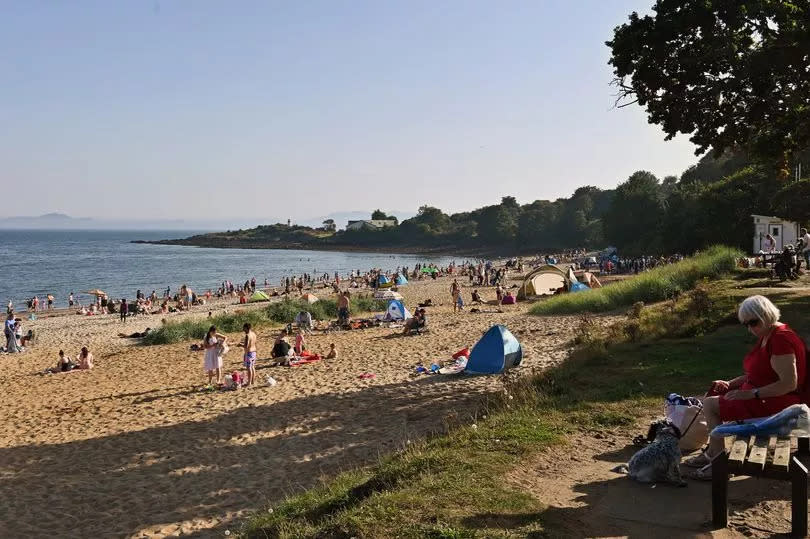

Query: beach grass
[142,295,388,345]
[529,245,742,315]
[240,275,809,538]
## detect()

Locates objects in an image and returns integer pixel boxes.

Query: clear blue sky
[1,0,698,222]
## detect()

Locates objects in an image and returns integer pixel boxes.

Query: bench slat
[748,436,769,470]
[772,438,791,471]
[729,437,748,464]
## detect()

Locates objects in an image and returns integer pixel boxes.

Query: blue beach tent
[395,274,408,286]
[569,282,590,293]
[465,325,523,375]
[385,299,412,321]
[377,275,393,288]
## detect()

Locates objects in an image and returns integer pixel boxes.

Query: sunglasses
[742,319,760,328]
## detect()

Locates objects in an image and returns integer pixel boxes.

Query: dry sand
[0,273,601,538]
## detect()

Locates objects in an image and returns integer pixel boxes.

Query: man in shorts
[242,323,258,386]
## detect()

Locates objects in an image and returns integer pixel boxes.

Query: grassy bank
[529,245,741,315]
[241,274,808,538]
[142,296,388,345]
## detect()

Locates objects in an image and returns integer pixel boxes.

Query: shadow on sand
[0,375,480,538]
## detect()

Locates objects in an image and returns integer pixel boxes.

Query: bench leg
[791,456,808,538]
[712,451,729,529]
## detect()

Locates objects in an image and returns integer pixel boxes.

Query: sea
[0,229,459,310]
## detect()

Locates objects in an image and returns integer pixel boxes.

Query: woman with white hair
[686,295,806,479]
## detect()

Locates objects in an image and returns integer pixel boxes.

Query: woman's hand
[710,380,730,393]
[723,389,755,401]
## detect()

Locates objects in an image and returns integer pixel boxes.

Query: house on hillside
[752,214,800,252]
[346,219,398,231]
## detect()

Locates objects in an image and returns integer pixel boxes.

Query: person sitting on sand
[403,308,427,335]
[271,331,292,357]
[326,343,337,359]
[44,350,77,374]
[78,347,93,370]
[57,350,76,372]
[471,289,483,304]
[501,291,516,305]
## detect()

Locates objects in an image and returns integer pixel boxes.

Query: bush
[144,294,389,345]
[530,245,741,315]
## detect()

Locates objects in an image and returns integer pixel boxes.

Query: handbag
[665,394,709,451]
[218,340,230,356]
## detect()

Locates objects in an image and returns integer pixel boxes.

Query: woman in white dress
[203,325,226,387]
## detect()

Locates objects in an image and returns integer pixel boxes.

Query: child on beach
[326,343,337,359]
[203,326,227,387]
[294,329,306,356]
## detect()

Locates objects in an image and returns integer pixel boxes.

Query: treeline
[328,149,809,255]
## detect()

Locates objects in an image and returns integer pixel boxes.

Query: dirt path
[508,420,798,537]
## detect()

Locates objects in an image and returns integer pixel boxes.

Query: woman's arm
[728,374,748,389]
[725,354,798,400]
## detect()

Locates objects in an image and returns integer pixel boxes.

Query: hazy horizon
[2,1,699,221]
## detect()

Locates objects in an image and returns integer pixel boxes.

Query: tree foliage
[607,0,810,163]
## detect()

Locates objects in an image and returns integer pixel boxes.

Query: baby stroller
[774,244,799,281]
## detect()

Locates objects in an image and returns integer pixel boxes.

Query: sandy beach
[0,272,607,538]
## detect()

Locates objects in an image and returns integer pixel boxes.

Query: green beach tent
[249,290,271,302]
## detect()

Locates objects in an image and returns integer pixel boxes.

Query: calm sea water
[0,230,458,309]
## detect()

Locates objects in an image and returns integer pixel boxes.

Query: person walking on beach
[203,326,226,387]
[451,279,461,313]
[241,323,258,387]
[120,298,128,322]
[68,292,74,308]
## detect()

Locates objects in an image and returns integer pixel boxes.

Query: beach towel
[289,352,322,367]
[711,404,810,438]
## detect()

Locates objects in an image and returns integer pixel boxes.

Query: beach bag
[218,340,230,356]
[665,393,709,452]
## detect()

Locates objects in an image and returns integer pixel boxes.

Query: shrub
[530,245,741,315]
[144,294,389,345]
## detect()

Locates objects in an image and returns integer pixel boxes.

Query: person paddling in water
[240,323,258,386]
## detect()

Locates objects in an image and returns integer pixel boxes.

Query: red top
[742,324,806,393]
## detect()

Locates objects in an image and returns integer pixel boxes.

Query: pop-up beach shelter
[249,290,271,302]
[377,275,393,288]
[302,293,319,303]
[395,274,408,286]
[385,299,412,321]
[465,325,523,375]
[517,265,572,300]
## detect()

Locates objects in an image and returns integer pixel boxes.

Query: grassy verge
[529,245,741,315]
[241,274,810,538]
[142,296,388,345]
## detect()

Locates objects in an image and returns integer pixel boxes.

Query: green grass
[241,274,810,538]
[142,295,389,345]
[529,245,742,315]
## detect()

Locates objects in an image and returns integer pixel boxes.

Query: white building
[346,219,398,231]
[752,214,801,253]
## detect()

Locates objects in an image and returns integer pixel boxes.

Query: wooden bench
[713,434,810,536]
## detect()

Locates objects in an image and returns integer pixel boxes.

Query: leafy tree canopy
[607,0,810,163]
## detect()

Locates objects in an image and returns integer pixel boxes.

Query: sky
[1,0,700,224]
